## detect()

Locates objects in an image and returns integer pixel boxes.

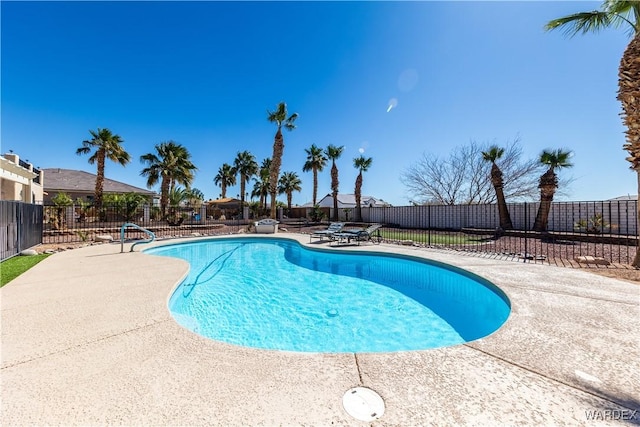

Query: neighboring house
[43,168,156,204]
[204,197,242,220]
[0,152,44,203]
[608,194,638,201]
[302,193,391,208]
[206,197,242,209]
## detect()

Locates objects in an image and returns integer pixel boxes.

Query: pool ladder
[120,223,156,253]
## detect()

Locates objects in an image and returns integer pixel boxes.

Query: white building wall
[0,154,44,203]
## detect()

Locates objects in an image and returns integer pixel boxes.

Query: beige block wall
[0,154,44,203]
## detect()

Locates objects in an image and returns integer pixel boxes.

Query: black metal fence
[296,200,638,267]
[42,202,248,245]
[1,201,43,261]
[34,200,640,267]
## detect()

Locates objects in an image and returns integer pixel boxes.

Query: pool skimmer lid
[342,387,385,421]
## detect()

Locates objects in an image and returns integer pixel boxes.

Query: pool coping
[2,233,639,425]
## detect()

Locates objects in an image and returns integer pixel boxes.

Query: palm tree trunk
[287,193,292,211]
[95,151,105,210]
[312,169,318,206]
[160,177,170,216]
[221,184,226,199]
[633,170,640,267]
[355,172,363,222]
[533,186,555,232]
[269,128,283,219]
[495,186,513,230]
[240,175,246,218]
[491,165,513,230]
[618,33,640,267]
[331,162,339,221]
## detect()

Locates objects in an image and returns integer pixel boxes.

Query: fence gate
[1,201,43,261]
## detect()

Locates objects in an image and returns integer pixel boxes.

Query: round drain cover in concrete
[342,387,385,421]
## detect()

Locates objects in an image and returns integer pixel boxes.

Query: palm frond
[545,11,613,36]
[89,152,102,165]
[481,145,504,162]
[267,102,287,124]
[605,0,639,29]
[540,149,573,169]
[141,170,159,188]
[140,153,159,164]
[354,155,373,172]
[325,144,345,160]
[76,146,91,155]
[278,171,302,194]
[303,144,328,173]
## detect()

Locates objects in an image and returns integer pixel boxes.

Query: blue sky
[1,1,633,206]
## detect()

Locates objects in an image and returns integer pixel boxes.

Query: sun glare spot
[398,68,419,92]
[387,98,398,112]
[575,370,601,383]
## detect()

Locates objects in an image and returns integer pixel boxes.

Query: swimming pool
[147,237,510,353]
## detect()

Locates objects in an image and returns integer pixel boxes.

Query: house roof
[608,194,637,201]
[207,197,240,204]
[206,197,242,207]
[333,194,388,206]
[43,168,156,195]
[302,193,391,208]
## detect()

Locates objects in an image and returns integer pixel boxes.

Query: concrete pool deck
[1,233,639,425]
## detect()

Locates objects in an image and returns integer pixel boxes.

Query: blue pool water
[146,238,510,353]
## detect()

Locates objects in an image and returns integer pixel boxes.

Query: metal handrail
[120,222,156,253]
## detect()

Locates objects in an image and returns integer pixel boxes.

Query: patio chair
[310,222,345,242]
[331,223,383,246]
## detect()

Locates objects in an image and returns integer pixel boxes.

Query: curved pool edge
[143,234,504,285]
[141,233,513,353]
[141,252,191,314]
[142,233,512,308]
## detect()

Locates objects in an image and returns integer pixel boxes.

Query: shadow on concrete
[579,382,640,425]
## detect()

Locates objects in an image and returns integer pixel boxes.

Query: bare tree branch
[401,136,553,204]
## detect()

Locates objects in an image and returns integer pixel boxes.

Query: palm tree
[532,149,573,232]
[302,144,328,206]
[546,2,640,264]
[185,187,204,208]
[353,155,373,222]
[140,141,197,215]
[325,144,345,221]
[76,128,130,210]
[165,186,188,225]
[214,163,237,199]
[233,150,258,216]
[168,186,188,207]
[267,102,298,219]
[278,171,302,211]
[481,145,513,230]
[251,158,271,213]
